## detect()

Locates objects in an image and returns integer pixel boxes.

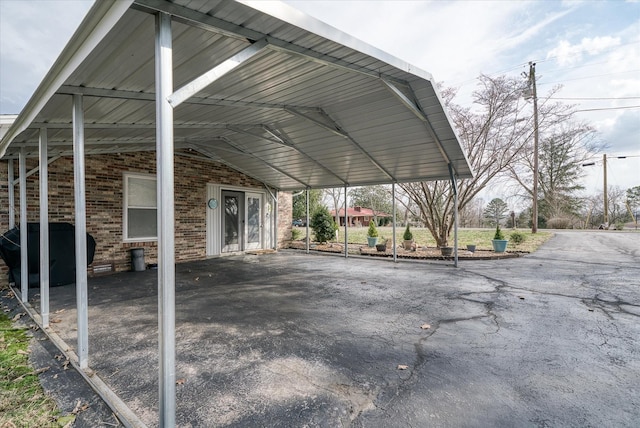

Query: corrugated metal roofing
[0,0,473,190]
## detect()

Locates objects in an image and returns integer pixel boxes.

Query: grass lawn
[293,227,553,253]
[0,291,67,428]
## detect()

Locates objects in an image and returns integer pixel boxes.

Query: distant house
[330,206,390,227]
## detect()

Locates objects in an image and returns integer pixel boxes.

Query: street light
[523,62,539,233]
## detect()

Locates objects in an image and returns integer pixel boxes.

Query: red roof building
[329,206,390,227]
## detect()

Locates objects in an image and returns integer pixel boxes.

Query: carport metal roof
[2,1,472,426]
[0,0,472,190]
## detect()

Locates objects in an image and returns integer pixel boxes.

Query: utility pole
[603,153,608,226]
[523,62,539,233]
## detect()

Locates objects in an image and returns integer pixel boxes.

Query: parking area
[17,231,640,427]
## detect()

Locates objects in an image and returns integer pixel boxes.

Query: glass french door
[245,193,263,250]
[222,191,243,252]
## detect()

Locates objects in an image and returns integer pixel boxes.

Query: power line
[575,105,640,112]
[550,96,640,101]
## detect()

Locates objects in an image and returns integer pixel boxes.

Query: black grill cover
[0,222,96,287]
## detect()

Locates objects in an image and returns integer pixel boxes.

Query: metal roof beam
[133,0,406,84]
[224,124,346,186]
[168,38,269,108]
[30,121,230,130]
[12,155,61,185]
[226,126,283,145]
[217,137,310,188]
[56,85,314,110]
[381,79,451,166]
[187,143,291,192]
[266,125,348,185]
[286,107,396,181]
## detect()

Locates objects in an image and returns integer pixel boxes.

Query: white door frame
[206,184,268,256]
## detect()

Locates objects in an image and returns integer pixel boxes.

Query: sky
[0,0,638,207]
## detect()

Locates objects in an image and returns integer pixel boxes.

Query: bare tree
[349,185,393,224]
[506,89,603,223]
[324,187,344,226]
[399,74,532,247]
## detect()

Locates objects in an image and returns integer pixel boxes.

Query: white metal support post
[392,183,397,262]
[19,147,28,302]
[72,94,89,368]
[274,190,279,250]
[344,185,348,258]
[8,160,15,228]
[448,164,459,268]
[305,189,310,254]
[39,128,50,327]
[156,12,176,428]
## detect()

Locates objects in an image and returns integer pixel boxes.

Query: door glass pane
[224,195,239,245]
[247,197,260,243]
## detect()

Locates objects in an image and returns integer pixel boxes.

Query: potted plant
[491,224,508,253]
[402,224,413,250]
[466,244,476,253]
[440,246,453,257]
[375,237,387,252]
[367,221,379,247]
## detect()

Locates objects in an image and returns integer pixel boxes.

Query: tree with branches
[483,198,509,227]
[349,185,393,225]
[399,74,533,247]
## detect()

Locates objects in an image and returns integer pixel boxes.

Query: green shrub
[311,207,338,243]
[403,224,413,241]
[291,228,302,241]
[367,221,379,238]
[615,223,624,230]
[509,231,526,245]
[493,224,505,240]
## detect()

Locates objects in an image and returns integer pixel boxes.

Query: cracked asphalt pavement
[27,231,640,426]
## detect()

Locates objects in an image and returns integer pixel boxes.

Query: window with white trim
[124,173,157,241]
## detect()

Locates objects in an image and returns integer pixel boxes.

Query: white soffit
[0,0,473,190]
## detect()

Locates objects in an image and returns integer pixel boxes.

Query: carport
[0,0,472,426]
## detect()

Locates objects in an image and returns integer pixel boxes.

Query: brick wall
[0,151,292,277]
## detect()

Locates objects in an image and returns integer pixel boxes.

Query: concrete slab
[14,231,640,427]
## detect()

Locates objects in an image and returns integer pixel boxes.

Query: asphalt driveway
[21,231,640,426]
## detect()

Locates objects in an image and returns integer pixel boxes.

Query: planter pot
[376,243,387,252]
[440,246,453,257]
[367,236,378,247]
[466,244,476,253]
[492,239,508,253]
[403,240,413,250]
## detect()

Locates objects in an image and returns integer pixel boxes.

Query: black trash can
[130,248,145,271]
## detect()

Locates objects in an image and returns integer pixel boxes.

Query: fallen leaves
[420,323,431,330]
[397,365,409,370]
[176,378,186,385]
[12,312,24,321]
[72,399,90,414]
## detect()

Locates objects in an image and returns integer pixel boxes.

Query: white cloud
[547,36,622,66]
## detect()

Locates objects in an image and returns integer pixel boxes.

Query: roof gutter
[0,0,133,158]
